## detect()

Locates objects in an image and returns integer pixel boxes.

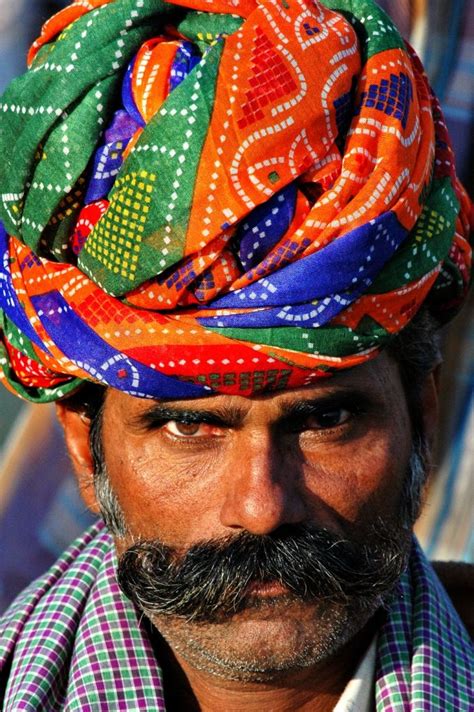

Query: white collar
[332,636,377,712]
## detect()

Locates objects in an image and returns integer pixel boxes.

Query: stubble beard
[94,442,426,682]
[145,588,389,682]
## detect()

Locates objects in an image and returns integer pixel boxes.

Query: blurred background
[0,0,472,612]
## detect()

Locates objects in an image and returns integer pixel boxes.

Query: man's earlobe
[431,363,442,395]
[55,403,100,514]
[420,370,440,451]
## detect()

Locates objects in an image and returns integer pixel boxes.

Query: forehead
[104,351,406,422]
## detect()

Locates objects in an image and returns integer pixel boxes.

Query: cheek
[103,436,229,545]
[301,431,411,524]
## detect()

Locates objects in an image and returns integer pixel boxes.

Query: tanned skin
[57,353,438,712]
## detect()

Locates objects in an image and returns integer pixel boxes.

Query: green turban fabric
[0,0,471,401]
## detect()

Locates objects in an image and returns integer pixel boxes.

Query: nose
[219,430,307,535]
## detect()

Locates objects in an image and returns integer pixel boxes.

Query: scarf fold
[0,521,471,710]
[0,0,471,402]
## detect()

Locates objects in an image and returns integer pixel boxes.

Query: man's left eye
[163,421,223,438]
[305,408,352,430]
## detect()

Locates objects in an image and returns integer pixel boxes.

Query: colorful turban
[0,0,471,402]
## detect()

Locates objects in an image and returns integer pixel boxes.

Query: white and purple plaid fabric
[0,521,471,710]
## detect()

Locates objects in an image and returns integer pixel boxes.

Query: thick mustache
[117,524,408,623]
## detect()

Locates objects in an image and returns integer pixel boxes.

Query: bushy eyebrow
[130,405,244,430]
[277,390,373,429]
[129,388,373,431]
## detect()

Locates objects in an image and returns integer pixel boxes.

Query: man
[0,0,472,709]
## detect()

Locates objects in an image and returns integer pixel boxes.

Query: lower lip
[246,581,289,598]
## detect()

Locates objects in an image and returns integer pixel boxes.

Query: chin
[149,595,376,683]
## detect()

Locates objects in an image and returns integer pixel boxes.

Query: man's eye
[163,421,223,438]
[305,408,352,430]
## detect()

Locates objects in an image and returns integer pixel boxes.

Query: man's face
[70,353,430,681]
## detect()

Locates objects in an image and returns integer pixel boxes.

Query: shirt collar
[333,635,377,712]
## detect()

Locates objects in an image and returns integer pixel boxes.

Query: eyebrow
[276,390,373,430]
[130,404,244,430]
[129,388,374,431]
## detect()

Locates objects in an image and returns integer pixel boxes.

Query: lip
[245,581,290,598]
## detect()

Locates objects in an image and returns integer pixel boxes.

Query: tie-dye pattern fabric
[0,522,471,710]
[0,0,471,402]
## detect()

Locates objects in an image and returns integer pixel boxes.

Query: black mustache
[117,524,408,623]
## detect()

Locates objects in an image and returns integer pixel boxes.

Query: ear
[419,366,441,452]
[56,403,100,514]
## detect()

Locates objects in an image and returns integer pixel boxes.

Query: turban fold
[0,0,471,402]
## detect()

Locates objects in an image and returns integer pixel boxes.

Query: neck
[151,614,381,712]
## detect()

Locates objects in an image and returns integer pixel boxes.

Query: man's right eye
[162,421,226,439]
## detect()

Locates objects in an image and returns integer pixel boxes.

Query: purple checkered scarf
[0,521,471,710]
